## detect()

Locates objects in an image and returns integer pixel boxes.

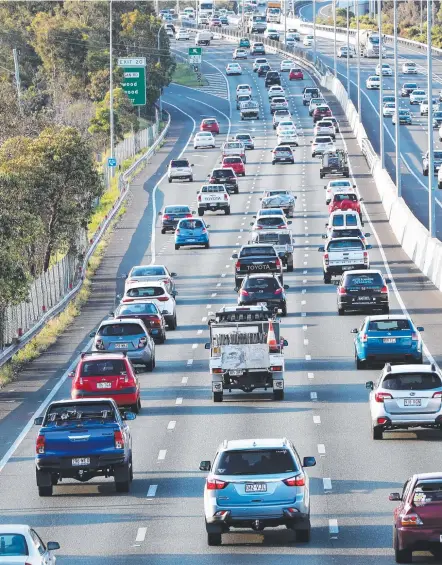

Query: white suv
[168,159,194,183]
[121,281,178,330]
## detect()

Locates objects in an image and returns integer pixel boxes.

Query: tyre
[356,353,366,370]
[241,172,245,176]
[415,354,423,364]
[168,177,172,183]
[174,244,180,250]
[234,187,239,194]
[372,425,383,440]
[297,521,311,542]
[281,304,287,317]
[161,228,166,234]
[38,485,53,497]
[169,315,177,331]
[323,273,331,284]
[131,398,141,414]
[287,262,293,272]
[225,207,231,215]
[208,533,222,546]
[145,356,155,372]
[115,462,131,493]
[198,208,204,216]
[338,307,345,316]
[213,391,223,402]
[189,176,193,182]
[51,474,59,485]
[157,332,166,344]
[394,530,412,563]
[273,389,284,400]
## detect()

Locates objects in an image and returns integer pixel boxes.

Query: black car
[238,274,289,316]
[336,269,390,315]
[265,71,281,88]
[257,64,271,77]
[208,167,238,194]
[401,82,418,97]
[233,133,255,149]
[160,204,194,233]
[422,150,442,176]
[113,301,167,344]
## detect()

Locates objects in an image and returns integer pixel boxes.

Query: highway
[1,28,442,565]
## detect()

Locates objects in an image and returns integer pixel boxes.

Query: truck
[232,244,284,289]
[199,0,214,17]
[247,14,267,33]
[195,31,211,45]
[197,184,231,215]
[320,149,350,178]
[34,397,136,496]
[240,100,260,120]
[318,237,372,284]
[358,30,380,58]
[205,305,287,401]
[249,229,294,271]
[266,7,281,23]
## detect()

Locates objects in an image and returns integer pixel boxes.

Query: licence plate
[229,370,244,376]
[383,338,396,343]
[404,398,422,406]
[72,457,90,466]
[187,238,196,242]
[97,382,112,389]
[245,483,267,493]
[115,343,128,349]
[358,296,371,301]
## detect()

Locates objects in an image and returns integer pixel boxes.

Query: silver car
[91,318,155,369]
[366,363,442,440]
[200,438,316,546]
[123,264,177,297]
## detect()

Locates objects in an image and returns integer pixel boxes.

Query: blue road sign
[108,158,117,167]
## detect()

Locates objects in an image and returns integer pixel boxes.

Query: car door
[30,528,51,564]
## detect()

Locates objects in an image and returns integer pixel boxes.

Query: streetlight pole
[313,0,316,62]
[393,0,401,197]
[333,0,337,77]
[109,0,114,171]
[158,23,165,119]
[346,3,350,96]
[284,0,287,48]
[378,0,384,169]
[428,0,436,237]
[355,0,361,118]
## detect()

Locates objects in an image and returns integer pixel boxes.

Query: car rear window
[215,449,297,475]
[241,246,276,257]
[126,286,165,298]
[267,72,279,78]
[80,359,127,377]
[316,136,332,143]
[179,219,204,229]
[382,373,442,391]
[165,206,190,214]
[203,119,216,125]
[45,402,117,423]
[256,232,291,244]
[224,157,242,163]
[413,482,442,503]
[291,68,302,72]
[0,534,28,556]
[404,83,417,88]
[116,303,158,316]
[131,266,166,277]
[434,151,442,159]
[257,217,285,226]
[236,134,251,140]
[202,185,225,192]
[368,319,411,331]
[170,160,189,167]
[212,169,235,178]
[328,239,363,250]
[344,273,383,286]
[98,323,145,336]
[245,277,279,289]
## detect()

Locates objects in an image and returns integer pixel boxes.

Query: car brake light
[381,285,388,294]
[114,430,124,449]
[274,288,283,294]
[95,339,105,350]
[186,213,193,218]
[235,261,240,270]
[412,332,419,341]
[363,251,368,264]
[400,512,423,527]
[198,195,201,201]
[375,392,393,403]
[223,193,228,200]
[36,434,45,454]
[157,296,169,302]
[175,229,180,235]
[206,478,229,490]
[270,365,283,371]
[240,289,249,296]
[283,475,305,487]
[162,278,170,285]
[138,336,147,349]
[202,228,207,234]
[163,214,170,220]
[324,252,329,266]
[275,258,281,268]
[361,333,368,343]
[338,287,347,295]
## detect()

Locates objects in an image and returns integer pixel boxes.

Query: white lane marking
[146,485,158,498]
[197,329,203,335]
[308,372,314,379]
[310,391,318,401]
[305,354,311,360]
[136,527,147,542]
[176,397,183,405]
[303,270,307,274]
[301,312,307,317]
[167,420,176,430]
[206,304,211,309]
[313,415,321,424]
[303,279,307,283]
[221,273,226,277]
[318,444,326,455]
[304,339,309,345]
[192,343,198,349]
[211,292,217,297]
[158,450,167,460]
[216,282,221,287]
[182,377,189,385]
[202,316,207,322]
[186,359,193,366]
[301,299,306,305]
[302,289,306,294]
[329,519,339,535]
[303,325,308,331]
[323,478,332,490]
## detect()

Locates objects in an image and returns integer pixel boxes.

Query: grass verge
[172,63,209,87]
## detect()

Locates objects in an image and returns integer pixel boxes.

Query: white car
[122,281,177,329]
[253,57,268,71]
[236,83,252,97]
[366,75,380,89]
[311,135,335,157]
[284,37,295,49]
[308,97,326,116]
[233,48,248,59]
[268,85,285,99]
[303,35,314,46]
[276,120,296,135]
[194,131,216,149]
[277,128,299,146]
[124,264,177,297]
[250,214,292,231]
[264,28,280,39]
[168,158,193,182]
[0,524,60,564]
[272,109,292,129]
[438,165,442,189]
[337,46,352,58]
[280,59,293,72]
[166,27,174,37]
[324,179,356,205]
[409,89,427,104]
[314,119,335,139]
[376,63,392,76]
[420,98,439,116]
[175,28,190,40]
[226,62,242,75]
[326,210,364,233]
[402,61,417,74]
[382,102,396,117]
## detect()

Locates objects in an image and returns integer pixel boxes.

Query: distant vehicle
[402,61,418,74]
[159,204,194,233]
[376,63,392,76]
[265,70,281,88]
[222,156,245,177]
[337,45,352,58]
[392,109,412,125]
[250,229,294,271]
[271,144,295,165]
[319,237,371,284]
[113,301,167,344]
[336,270,390,316]
[226,62,242,75]
[197,184,231,216]
[195,31,211,45]
[200,117,220,134]
[280,60,293,72]
[239,37,250,48]
[420,98,439,116]
[175,217,210,250]
[121,282,177,330]
[324,179,355,205]
[175,28,190,40]
[311,135,335,157]
[308,97,326,115]
[167,158,194,182]
[232,132,255,150]
[313,105,332,123]
[401,82,418,97]
[382,102,396,117]
[272,109,292,128]
[366,75,380,89]
[194,131,216,148]
[208,167,238,194]
[358,29,380,57]
[260,189,296,217]
[233,48,248,59]
[409,89,426,104]
[253,57,268,71]
[303,35,314,46]
[250,41,266,55]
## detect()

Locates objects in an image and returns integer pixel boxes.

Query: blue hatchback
[352,315,424,369]
[174,218,210,250]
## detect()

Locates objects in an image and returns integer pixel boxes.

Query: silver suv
[200,438,316,546]
[366,363,442,440]
[167,159,194,182]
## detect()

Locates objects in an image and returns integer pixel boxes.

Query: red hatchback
[222,156,245,176]
[313,105,332,123]
[201,118,220,134]
[328,193,363,220]
[113,301,166,344]
[289,67,304,80]
[70,352,141,413]
[390,473,442,562]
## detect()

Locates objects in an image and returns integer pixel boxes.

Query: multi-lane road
[1,26,442,564]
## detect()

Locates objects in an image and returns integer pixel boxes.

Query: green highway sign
[188,46,202,64]
[121,66,146,106]
[188,47,202,56]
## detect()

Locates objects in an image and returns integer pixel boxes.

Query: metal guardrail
[0,111,171,372]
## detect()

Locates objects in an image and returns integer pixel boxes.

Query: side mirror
[385,278,391,284]
[417,326,424,332]
[34,417,43,426]
[365,245,372,250]
[199,460,211,471]
[232,253,238,259]
[389,493,401,502]
[68,371,75,378]
[191,163,195,166]
[310,140,312,143]
[359,197,364,202]
[89,331,96,338]
[158,211,162,215]
[171,272,177,277]
[283,284,289,289]
[109,311,114,316]
[333,280,340,286]
[205,342,211,350]
[350,328,358,334]
[365,381,374,390]
[122,411,136,421]
[206,225,210,228]
[250,222,254,226]
[47,542,60,552]
[121,273,128,279]
[324,186,327,189]
[283,339,288,346]
[287,220,292,225]
[318,246,325,252]
[353,184,356,188]
[321,234,327,239]
[192,210,196,215]
[253,215,257,218]
[364,233,371,237]
[303,456,316,467]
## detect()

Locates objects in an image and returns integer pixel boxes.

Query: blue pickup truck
[34,397,135,496]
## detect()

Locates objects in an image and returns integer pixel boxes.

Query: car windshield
[328,239,363,250]
[368,319,411,331]
[345,273,383,286]
[215,449,298,475]
[413,90,425,95]
[116,303,158,315]
[171,160,189,167]
[0,534,28,556]
[236,135,251,140]
[404,84,417,88]
[131,266,166,277]
[241,246,276,257]
[98,323,145,336]
[330,182,351,188]
[179,220,204,229]
[334,193,358,202]
[257,217,285,227]
[126,286,165,297]
[80,359,127,377]
[224,157,242,164]
[197,132,212,137]
[382,373,442,391]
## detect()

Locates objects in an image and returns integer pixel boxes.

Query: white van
[325,211,363,238]
[195,31,211,45]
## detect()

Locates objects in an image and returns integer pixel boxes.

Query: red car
[390,473,442,562]
[328,192,363,220]
[289,67,304,80]
[222,156,245,176]
[200,118,220,134]
[70,352,141,413]
[113,300,166,344]
[313,105,332,123]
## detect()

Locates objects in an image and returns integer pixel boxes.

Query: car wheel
[415,354,423,364]
[146,356,155,372]
[287,262,293,272]
[273,388,284,401]
[168,177,172,183]
[394,529,412,563]
[189,176,193,182]
[356,353,366,370]
[338,307,345,316]
[204,242,210,249]
[115,462,131,493]
[382,306,390,314]
[131,399,140,414]
[281,304,287,317]
[38,485,53,497]
[208,533,222,546]
[213,391,223,402]
[198,208,204,216]
[169,315,177,331]
[296,521,311,542]
[161,228,166,234]
[225,207,231,215]
[323,273,332,284]
[174,244,180,250]
[372,425,383,440]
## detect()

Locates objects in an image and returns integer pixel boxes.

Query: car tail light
[224,193,228,200]
[400,512,423,527]
[363,251,368,264]
[381,285,388,294]
[240,289,249,296]
[412,332,419,341]
[324,253,329,266]
[375,392,393,403]
[274,288,283,295]
[114,430,124,449]
[275,258,281,269]
[162,278,170,285]
[36,434,45,454]
[150,317,161,327]
[361,333,368,343]
[212,368,223,374]
[163,214,170,220]
[95,339,105,350]
[206,478,229,490]
[201,228,207,234]
[73,377,84,389]
[270,365,283,371]
[138,336,147,349]
[433,391,442,398]
[157,296,169,302]
[235,261,240,270]
[377,417,388,425]
[175,229,180,235]
[283,475,305,487]
[186,213,193,218]
[338,287,347,295]
[198,195,201,201]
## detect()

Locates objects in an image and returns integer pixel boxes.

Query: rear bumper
[338,296,388,309]
[72,389,138,405]
[126,349,152,364]
[175,236,209,246]
[206,508,309,530]
[162,221,179,230]
[325,264,367,275]
[36,453,126,473]
[360,349,421,362]
[374,413,442,427]
[397,527,442,551]
[199,203,229,209]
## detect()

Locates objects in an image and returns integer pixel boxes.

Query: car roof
[99,317,146,327]
[366,314,409,321]
[382,364,438,375]
[414,472,442,481]
[0,525,30,534]
[344,269,382,275]
[220,438,290,451]
[80,352,129,361]
[125,280,167,289]
[50,397,117,406]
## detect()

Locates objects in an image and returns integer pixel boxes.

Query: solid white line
[136,527,147,542]
[176,397,183,405]
[308,372,314,379]
[305,354,311,360]
[158,450,167,460]
[323,478,332,490]
[206,304,211,309]
[146,485,158,498]
[192,343,198,349]
[318,444,326,455]
[202,316,207,322]
[304,339,309,345]
[303,325,308,331]
[181,377,189,384]
[167,420,176,430]
[186,359,193,366]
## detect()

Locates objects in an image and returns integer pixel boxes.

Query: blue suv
[199,438,316,545]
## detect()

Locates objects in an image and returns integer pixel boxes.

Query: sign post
[117,57,147,106]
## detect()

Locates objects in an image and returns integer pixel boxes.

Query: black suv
[238,274,289,316]
[208,168,238,194]
[336,269,390,315]
[422,150,442,176]
[265,71,281,88]
[401,82,418,97]
[257,64,271,77]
